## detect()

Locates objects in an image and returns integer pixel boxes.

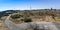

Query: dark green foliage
[21,19,23,21]
[0,15,2,18]
[3,14,9,16]
[23,18,32,22]
[11,14,21,19]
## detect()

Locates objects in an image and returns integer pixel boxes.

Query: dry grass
[54,17,60,23]
[10,15,60,24]
[30,16,55,22]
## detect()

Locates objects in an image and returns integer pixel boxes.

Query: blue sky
[0,0,60,11]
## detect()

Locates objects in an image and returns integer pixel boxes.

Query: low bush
[23,18,32,22]
[11,14,21,19]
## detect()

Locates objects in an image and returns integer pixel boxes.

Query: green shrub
[4,14,9,16]
[23,18,32,22]
[21,19,23,21]
[11,14,21,19]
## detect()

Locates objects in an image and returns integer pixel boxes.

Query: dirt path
[5,16,60,30]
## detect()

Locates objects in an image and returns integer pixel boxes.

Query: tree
[51,8,53,10]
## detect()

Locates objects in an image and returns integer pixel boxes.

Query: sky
[0,0,60,11]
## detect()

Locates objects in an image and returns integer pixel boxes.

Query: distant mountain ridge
[0,10,20,18]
